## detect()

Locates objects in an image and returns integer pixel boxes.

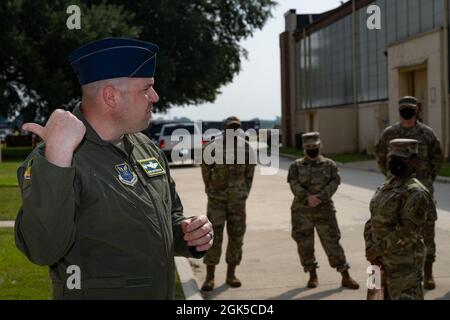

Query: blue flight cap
[68,37,159,86]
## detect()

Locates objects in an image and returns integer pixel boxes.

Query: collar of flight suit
[72,105,141,151]
[72,105,111,147]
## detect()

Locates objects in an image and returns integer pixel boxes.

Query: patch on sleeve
[137,157,166,177]
[24,159,33,180]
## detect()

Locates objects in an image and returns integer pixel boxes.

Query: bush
[1,147,33,160]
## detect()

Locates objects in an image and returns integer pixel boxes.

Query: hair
[81,77,129,101]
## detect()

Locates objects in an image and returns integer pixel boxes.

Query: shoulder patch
[24,159,33,180]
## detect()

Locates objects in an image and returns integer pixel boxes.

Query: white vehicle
[0,127,12,143]
[158,122,203,162]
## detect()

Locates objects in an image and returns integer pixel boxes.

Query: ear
[102,85,118,108]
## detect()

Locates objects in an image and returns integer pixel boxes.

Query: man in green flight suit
[14,38,213,300]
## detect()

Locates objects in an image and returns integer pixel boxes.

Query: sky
[154,0,345,122]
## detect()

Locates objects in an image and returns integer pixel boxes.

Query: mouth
[147,104,153,113]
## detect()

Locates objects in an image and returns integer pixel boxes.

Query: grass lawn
[279,147,375,163]
[439,162,450,177]
[0,161,22,220]
[0,228,52,299]
[0,160,21,186]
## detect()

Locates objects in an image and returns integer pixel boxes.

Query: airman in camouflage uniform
[287,132,359,290]
[375,96,443,290]
[365,139,434,300]
[200,116,256,291]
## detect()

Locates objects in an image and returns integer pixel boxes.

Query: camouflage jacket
[287,156,340,210]
[201,134,256,200]
[364,177,433,266]
[375,121,444,189]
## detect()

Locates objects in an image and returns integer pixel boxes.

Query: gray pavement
[170,157,450,300]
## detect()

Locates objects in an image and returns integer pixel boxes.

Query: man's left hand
[181,215,213,252]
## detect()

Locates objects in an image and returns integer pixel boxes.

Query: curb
[0,221,14,228]
[279,153,299,161]
[174,257,203,300]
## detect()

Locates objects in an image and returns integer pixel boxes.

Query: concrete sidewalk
[170,159,450,300]
[0,221,14,228]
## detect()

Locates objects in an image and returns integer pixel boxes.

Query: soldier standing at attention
[375,96,443,290]
[287,132,359,290]
[365,139,434,299]
[15,38,213,299]
[200,116,256,291]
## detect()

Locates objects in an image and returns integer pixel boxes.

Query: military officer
[287,132,359,290]
[365,139,434,300]
[14,37,213,299]
[375,96,443,289]
[200,116,256,291]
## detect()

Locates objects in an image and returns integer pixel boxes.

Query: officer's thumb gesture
[22,109,86,167]
[22,123,45,139]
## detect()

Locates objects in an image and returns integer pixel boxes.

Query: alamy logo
[367,5,381,30]
[366,265,382,290]
[66,5,81,30]
[66,265,81,290]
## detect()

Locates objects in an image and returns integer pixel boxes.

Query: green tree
[0,0,276,121]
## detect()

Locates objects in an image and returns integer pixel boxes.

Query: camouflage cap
[388,138,418,158]
[302,131,321,147]
[398,96,418,109]
[224,116,241,128]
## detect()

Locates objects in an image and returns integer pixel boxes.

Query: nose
[149,88,159,104]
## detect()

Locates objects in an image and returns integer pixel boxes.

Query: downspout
[443,0,450,159]
[352,0,360,152]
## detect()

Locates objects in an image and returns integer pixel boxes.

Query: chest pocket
[417,141,428,161]
[297,165,310,185]
[311,165,331,185]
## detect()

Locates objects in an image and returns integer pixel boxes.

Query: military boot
[424,261,436,290]
[201,265,215,291]
[226,264,242,287]
[341,270,360,289]
[307,269,318,288]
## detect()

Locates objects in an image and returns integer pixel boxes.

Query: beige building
[280,0,450,157]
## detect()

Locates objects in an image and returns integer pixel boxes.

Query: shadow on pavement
[200,283,231,300]
[297,286,345,300]
[267,287,310,300]
[435,290,450,300]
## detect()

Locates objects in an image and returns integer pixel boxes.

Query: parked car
[143,120,179,144]
[158,122,203,162]
[0,128,12,143]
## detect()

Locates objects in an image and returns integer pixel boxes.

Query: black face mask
[388,157,408,177]
[399,107,416,120]
[306,148,319,159]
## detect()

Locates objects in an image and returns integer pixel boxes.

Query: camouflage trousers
[423,220,436,263]
[422,182,437,264]
[291,203,349,273]
[384,262,425,300]
[203,196,246,266]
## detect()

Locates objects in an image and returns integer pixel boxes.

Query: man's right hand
[307,195,321,208]
[22,109,86,168]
